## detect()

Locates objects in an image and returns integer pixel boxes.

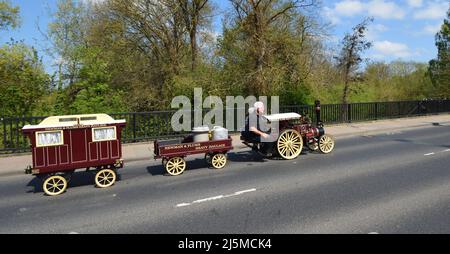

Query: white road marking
[444,149,450,152]
[68,232,79,234]
[234,188,257,195]
[368,232,379,234]
[193,195,224,203]
[424,153,435,156]
[176,188,257,207]
[176,203,191,207]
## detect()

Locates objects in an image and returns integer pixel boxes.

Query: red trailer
[154,136,233,176]
[22,114,126,196]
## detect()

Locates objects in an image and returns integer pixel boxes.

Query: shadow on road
[227,149,312,163]
[145,148,316,176]
[146,158,210,176]
[26,171,123,194]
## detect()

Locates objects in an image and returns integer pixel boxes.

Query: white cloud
[325,0,406,21]
[372,24,389,32]
[371,54,387,60]
[406,0,423,8]
[366,0,405,19]
[324,6,342,25]
[422,23,443,35]
[373,40,413,58]
[366,23,389,40]
[334,0,365,16]
[414,2,449,20]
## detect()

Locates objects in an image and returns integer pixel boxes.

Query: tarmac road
[0,124,450,234]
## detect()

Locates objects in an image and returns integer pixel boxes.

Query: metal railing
[2,99,450,154]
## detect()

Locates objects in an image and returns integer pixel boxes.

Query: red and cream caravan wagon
[22,114,126,196]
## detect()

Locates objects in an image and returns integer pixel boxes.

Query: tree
[429,8,450,99]
[177,0,212,71]
[47,0,90,88]
[335,18,373,107]
[68,47,127,114]
[227,0,318,96]
[361,61,434,102]
[109,0,188,75]
[0,0,19,31]
[0,43,50,116]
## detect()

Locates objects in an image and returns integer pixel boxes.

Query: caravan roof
[22,114,126,130]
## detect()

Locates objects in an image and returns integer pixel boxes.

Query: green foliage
[429,8,450,99]
[0,0,19,31]
[0,0,448,119]
[217,2,322,101]
[279,82,313,105]
[350,61,434,102]
[56,47,128,114]
[48,0,88,88]
[0,43,50,116]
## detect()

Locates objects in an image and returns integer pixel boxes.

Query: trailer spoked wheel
[211,153,227,169]
[277,129,303,160]
[165,157,186,176]
[43,175,67,196]
[318,134,335,154]
[95,168,117,188]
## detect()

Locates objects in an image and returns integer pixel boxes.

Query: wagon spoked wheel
[165,157,186,176]
[277,129,303,160]
[43,175,67,196]
[319,134,335,154]
[211,153,227,169]
[95,169,117,188]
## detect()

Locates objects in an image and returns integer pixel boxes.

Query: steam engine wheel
[318,134,335,154]
[277,129,303,160]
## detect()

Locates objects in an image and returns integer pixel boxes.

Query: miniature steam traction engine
[22,114,126,196]
[241,100,335,160]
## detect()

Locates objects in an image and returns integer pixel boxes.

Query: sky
[1,0,449,74]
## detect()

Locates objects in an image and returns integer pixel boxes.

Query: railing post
[132,113,137,142]
[375,102,378,120]
[1,116,5,149]
[417,100,421,115]
[347,104,352,123]
[16,117,20,150]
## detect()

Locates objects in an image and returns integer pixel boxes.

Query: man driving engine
[244,101,274,157]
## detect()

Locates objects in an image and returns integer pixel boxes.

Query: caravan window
[92,127,116,142]
[36,131,64,147]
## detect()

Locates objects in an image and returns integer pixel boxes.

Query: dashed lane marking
[176,203,191,207]
[176,188,257,208]
[425,150,450,156]
[193,195,224,204]
[234,188,257,195]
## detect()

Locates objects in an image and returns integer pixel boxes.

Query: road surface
[1,125,450,233]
